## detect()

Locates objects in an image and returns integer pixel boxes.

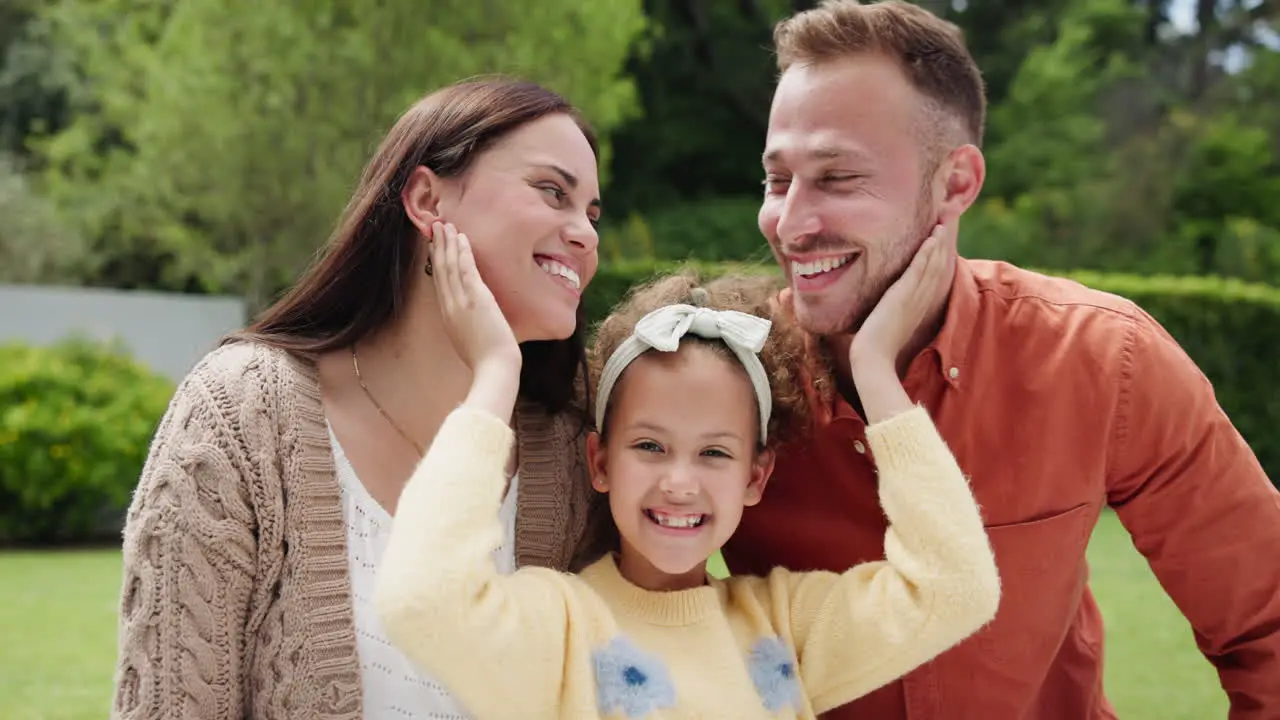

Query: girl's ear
[586,431,609,493]
[743,447,777,507]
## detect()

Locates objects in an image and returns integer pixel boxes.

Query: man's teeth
[647,510,706,529]
[791,254,856,278]
[538,260,581,289]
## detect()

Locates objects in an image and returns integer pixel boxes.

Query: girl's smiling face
[587,343,775,591]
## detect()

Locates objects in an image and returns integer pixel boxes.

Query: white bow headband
[594,303,774,443]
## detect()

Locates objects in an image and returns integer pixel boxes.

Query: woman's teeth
[791,253,856,278]
[646,510,706,529]
[538,260,581,289]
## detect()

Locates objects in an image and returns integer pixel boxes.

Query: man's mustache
[780,234,860,256]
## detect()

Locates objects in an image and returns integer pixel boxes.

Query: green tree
[0,152,88,283]
[0,0,79,159]
[604,0,810,215]
[37,0,648,307]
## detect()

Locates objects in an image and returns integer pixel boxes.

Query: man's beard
[841,197,936,335]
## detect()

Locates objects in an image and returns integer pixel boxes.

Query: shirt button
[948,366,960,379]
[853,440,866,454]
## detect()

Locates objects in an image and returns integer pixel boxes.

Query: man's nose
[773,185,822,247]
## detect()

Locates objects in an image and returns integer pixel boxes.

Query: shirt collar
[928,256,980,389]
[793,257,981,427]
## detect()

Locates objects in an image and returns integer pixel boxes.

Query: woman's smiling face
[415,112,602,342]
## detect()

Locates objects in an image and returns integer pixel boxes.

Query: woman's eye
[539,184,565,201]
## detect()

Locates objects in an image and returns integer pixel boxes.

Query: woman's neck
[346,282,494,444]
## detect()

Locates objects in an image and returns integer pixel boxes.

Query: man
[721,1,1280,718]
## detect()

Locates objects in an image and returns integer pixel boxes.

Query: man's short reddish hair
[774,0,986,149]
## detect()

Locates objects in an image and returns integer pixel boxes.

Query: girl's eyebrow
[625,421,743,443]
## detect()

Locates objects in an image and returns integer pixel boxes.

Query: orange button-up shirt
[723,258,1280,719]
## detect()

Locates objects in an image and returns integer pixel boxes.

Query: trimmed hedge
[0,338,175,545]
[583,262,1280,488]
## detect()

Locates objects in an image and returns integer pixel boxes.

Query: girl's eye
[634,440,662,453]
[702,448,731,459]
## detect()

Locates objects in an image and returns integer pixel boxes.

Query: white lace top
[329,426,520,719]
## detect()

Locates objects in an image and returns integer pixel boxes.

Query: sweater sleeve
[374,406,593,719]
[112,370,259,720]
[774,405,1001,714]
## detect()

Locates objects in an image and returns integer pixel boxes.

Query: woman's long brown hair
[224,77,598,416]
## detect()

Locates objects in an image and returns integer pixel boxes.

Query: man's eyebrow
[535,163,601,208]
[762,145,870,165]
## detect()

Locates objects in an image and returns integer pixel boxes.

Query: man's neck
[825,295,951,421]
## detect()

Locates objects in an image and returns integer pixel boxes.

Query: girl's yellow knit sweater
[375,405,1000,719]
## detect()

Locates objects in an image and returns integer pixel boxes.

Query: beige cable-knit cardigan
[110,341,608,719]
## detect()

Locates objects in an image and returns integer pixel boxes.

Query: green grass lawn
[0,549,123,720]
[0,510,1228,719]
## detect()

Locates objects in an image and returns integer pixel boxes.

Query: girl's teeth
[538,260,581,289]
[649,511,705,528]
[792,254,855,278]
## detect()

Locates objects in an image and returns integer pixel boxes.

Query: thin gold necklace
[351,345,425,456]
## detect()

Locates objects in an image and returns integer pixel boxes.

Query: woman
[111,77,611,720]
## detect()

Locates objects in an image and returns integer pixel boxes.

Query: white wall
[0,283,247,382]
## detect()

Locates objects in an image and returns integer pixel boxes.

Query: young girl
[374,222,1001,719]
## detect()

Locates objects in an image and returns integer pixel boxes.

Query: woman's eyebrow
[533,163,601,208]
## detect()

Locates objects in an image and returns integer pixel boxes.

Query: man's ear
[931,144,985,228]
[586,431,610,493]
[742,447,777,507]
[401,165,447,238]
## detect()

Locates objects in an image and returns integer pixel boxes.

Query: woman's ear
[586,431,609,493]
[743,447,777,507]
[401,165,446,239]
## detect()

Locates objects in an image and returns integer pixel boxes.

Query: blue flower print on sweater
[748,636,803,712]
[592,636,677,717]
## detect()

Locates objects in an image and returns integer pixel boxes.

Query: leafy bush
[610,196,773,263]
[583,262,1280,488]
[629,170,1280,288]
[581,257,777,327]
[0,337,174,545]
[1065,271,1280,486]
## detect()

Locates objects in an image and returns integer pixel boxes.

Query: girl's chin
[647,554,714,582]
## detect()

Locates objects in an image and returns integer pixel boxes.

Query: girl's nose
[658,468,699,499]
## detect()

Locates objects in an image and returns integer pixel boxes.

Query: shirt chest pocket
[933,503,1099,691]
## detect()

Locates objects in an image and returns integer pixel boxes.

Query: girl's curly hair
[588,268,817,450]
